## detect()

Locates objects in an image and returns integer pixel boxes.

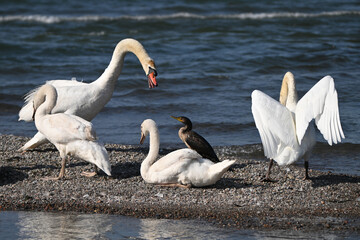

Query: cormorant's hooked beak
[147,67,158,89]
[140,132,146,144]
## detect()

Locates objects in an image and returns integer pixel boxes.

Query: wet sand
[0,135,359,232]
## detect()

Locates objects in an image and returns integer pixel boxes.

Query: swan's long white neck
[140,124,160,179]
[279,72,298,112]
[94,38,152,90]
[34,84,57,120]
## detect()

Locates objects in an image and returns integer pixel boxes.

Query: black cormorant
[171,116,220,163]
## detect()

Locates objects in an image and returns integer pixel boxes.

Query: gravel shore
[1,134,359,232]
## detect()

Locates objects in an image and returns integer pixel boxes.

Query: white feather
[18,38,157,152]
[33,84,111,177]
[251,73,345,166]
[140,119,235,187]
[295,76,344,145]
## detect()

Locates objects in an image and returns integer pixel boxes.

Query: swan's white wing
[295,76,345,145]
[68,114,97,140]
[151,148,201,173]
[69,114,94,129]
[47,80,96,117]
[46,79,88,87]
[66,140,111,176]
[41,113,96,144]
[18,86,41,121]
[251,90,297,159]
[18,79,88,121]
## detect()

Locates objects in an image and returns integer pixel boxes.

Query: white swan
[19,38,158,152]
[251,72,345,181]
[33,84,111,180]
[139,119,236,188]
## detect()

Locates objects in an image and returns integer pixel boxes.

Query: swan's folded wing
[46,79,88,87]
[251,90,297,159]
[152,149,201,173]
[69,114,97,140]
[44,114,96,143]
[18,79,87,121]
[295,76,345,145]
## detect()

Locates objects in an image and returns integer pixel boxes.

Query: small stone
[155,193,164,198]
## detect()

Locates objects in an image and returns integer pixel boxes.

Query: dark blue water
[0,4,359,155]
[1,1,360,175]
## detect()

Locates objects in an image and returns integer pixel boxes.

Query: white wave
[0,11,359,23]
[218,11,360,19]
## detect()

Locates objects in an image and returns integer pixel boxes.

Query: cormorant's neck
[181,121,192,132]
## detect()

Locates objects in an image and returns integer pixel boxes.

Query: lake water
[1,1,360,174]
[0,211,358,240]
[0,0,359,238]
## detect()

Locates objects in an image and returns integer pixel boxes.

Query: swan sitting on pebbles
[139,119,235,188]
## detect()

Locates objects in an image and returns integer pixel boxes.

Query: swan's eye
[148,67,157,77]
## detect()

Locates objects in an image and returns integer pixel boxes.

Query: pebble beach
[1,134,359,232]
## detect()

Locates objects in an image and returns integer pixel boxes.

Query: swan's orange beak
[147,72,157,89]
[147,67,158,89]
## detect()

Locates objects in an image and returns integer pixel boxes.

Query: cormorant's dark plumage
[171,116,220,163]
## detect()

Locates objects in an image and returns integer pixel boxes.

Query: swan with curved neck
[139,119,235,188]
[251,72,344,181]
[19,38,158,152]
[33,84,111,180]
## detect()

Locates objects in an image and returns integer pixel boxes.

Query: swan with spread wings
[251,72,344,181]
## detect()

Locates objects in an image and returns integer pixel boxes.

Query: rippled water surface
[1,0,359,176]
[0,211,358,240]
[1,2,360,155]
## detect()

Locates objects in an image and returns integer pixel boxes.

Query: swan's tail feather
[18,86,41,122]
[18,132,49,152]
[67,140,111,176]
[210,159,236,177]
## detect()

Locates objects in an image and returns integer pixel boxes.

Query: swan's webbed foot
[303,173,311,181]
[81,165,99,177]
[81,171,97,177]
